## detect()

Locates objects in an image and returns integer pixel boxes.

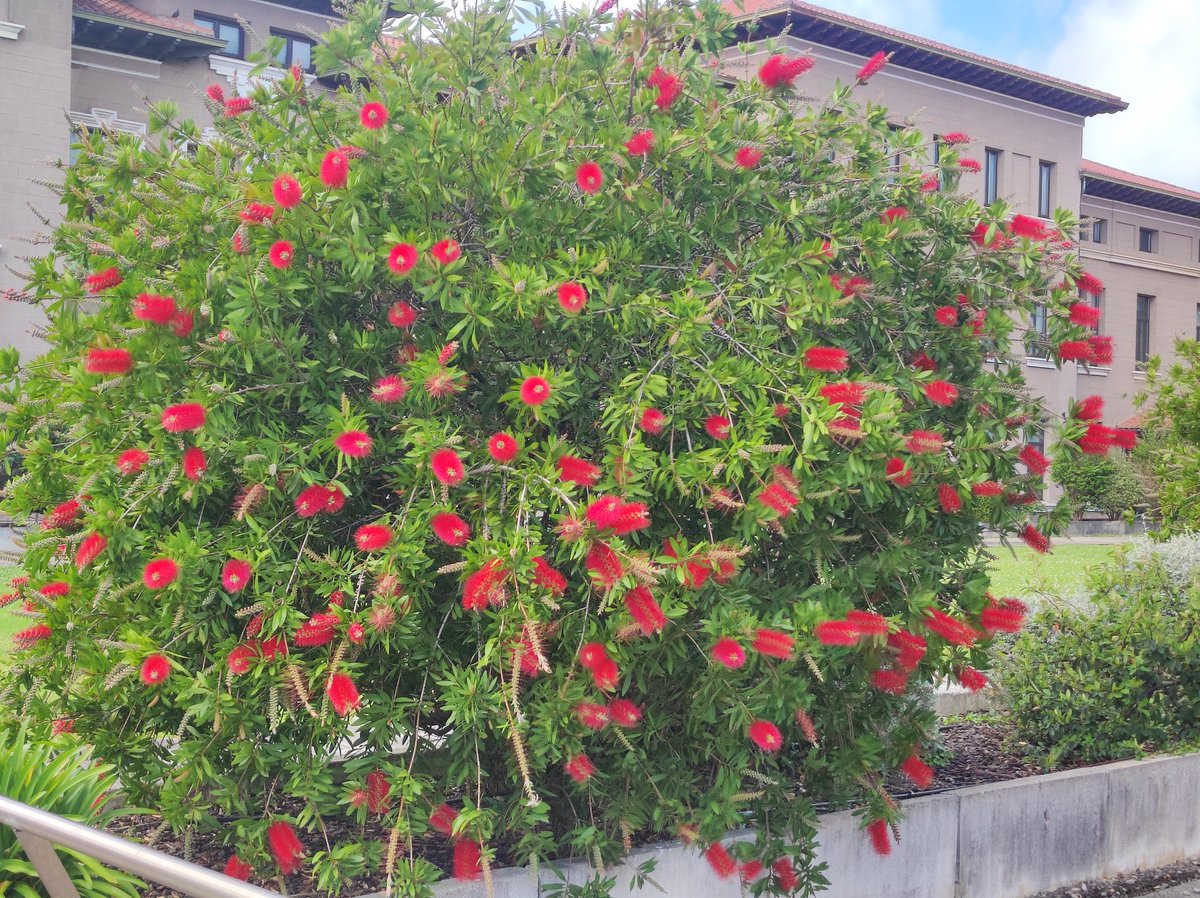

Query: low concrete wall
[400,751,1200,898]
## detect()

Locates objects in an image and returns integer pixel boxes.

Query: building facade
[0,0,340,359]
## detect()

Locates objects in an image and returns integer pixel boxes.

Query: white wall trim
[246,0,343,19]
[71,45,163,79]
[208,55,317,91]
[0,19,24,39]
[1079,247,1200,279]
[68,107,147,136]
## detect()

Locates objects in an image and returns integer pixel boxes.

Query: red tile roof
[1081,160,1200,204]
[73,0,217,38]
[721,0,1126,117]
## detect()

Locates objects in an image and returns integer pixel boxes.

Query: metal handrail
[0,795,282,898]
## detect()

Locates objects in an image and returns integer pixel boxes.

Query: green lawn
[985,543,1124,600]
[0,565,23,650]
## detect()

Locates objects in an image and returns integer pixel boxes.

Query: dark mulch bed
[1030,858,1200,897]
[883,720,1047,798]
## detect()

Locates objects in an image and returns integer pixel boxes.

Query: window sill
[1077,364,1110,377]
[0,20,24,40]
[208,56,317,89]
[1025,357,1056,369]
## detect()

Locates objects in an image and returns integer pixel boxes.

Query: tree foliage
[0,0,1120,893]
[1052,452,1143,520]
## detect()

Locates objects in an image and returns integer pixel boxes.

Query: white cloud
[1046,0,1200,190]
[810,0,946,36]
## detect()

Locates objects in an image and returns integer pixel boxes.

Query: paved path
[1140,882,1200,897]
[983,534,1135,547]
[0,526,20,557]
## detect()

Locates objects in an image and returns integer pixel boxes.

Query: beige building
[0,0,340,359]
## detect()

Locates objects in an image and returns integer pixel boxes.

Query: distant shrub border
[0,0,1133,894]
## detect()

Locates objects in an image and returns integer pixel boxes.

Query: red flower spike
[625,129,655,156]
[921,173,941,192]
[431,448,466,486]
[556,454,602,487]
[267,821,305,875]
[640,407,667,435]
[924,609,981,646]
[937,482,963,514]
[740,860,765,882]
[227,643,257,675]
[885,457,914,487]
[13,624,52,649]
[958,666,989,692]
[591,656,620,691]
[143,558,179,590]
[386,301,418,329]
[462,559,507,610]
[867,819,892,856]
[431,239,461,265]
[532,555,567,595]
[1010,214,1048,241]
[871,668,909,694]
[578,641,609,671]
[753,627,794,659]
[371,374,409,404]
[624,585,666,635]
[85,267,122,293]
[1068,302,1101,328]
[431,512,471,547]
[320,149,349,188]
[334,430,372,458]
[749,719,783,752]
[803,346,849,372]
[711,637,746,669]
[925,380,959,406]
[140,654,171,685]
[911,351,938,372]
[222,559,252,593]
[1112,428,1138,451]
[814,620,859,646]
[881,206,908,224]
[347,622,365,644]
[261,636,288,660]
[820,381,867,406]
[366,771,391,814]
[453,840,483,882]
[705,415,732,440]
[206,84,226,104]
[856,50,887,83]
[1074,395,1104,422]
[268,240,294,269]
[76,532,107,571]
[901,754,934,788]
[1018,444,1051,476]
[1058,340,1093,362]
[40,581,69,598]
[182,446,206,481]
[557,282,588,314]
[575,161,603,194]
[272,175,302,209]
[564,751,597,783]
[386,244,419,277]
[520,376,551,406]
[223,97,252,117]
[647,67,682,109]
[295,484,329,518]
[429,803,458,837]
[757,54,815,88]
[84,348,133,375]
[1088,335,1114,365]
[773,858,799,892]
[116,448,149,475]
[942,131,970,145]
[294,612,338,647]
[846,610,888,637]
[758,482,799,517]
[1021,524,1051,554]
[972,481,1003,498]
[608,698,642,728]
[586,541,625,590]
[575,702,610,730]
[161,403,205,432]
[488,432,519,463]
[241,202,275,224]
[170,309,194,338]
[1077,272,1104,296]
[735,146,763,169]
[224,855,253,881]
[981,596,1028,633]
[959,158,982,173]
[705,843,737,879]
[360,102,388,129]
[326,672,361,716]
[354,524,393,552]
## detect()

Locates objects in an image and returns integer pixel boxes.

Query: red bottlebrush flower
[706,843,737,879]
[294,484,329,518]
[224,96,252,117]
[924,608,981,646]
[576,702,609,730]
[757,54,814,89]
[557,281,588,314]
[132,293,177,325]
[347,622,365,644]
[268,240,294,269]
[116,448,149,475]
[1010,214,1048,241]
[937,482,963,514]
[803,346,849,372]
[1076,272,1104,296]
[241,201,275,224]
[366,605,396,634]
[1079,423,1115,455]
[520,376,552,406]
[586,541,625,590]
[431,448,466,486]
[749,719,783,752]
[453,841,483,882]
[773,858,799,892]
[578,641,610,671]
[911,351,938,373]
[327,672,361,716]
[735,146,763,169]
[934,306,959,327]
[429,803,458,837]
[711,637,746,669]
[161,402,206,433]
[40,581,69,599]
[170,309,194,338]
[430,239,461,265]
[867,819,891,856]
[272,174,302,209]
[320,149,349,188]
[223,855,252,881]
[1018,444,1051,476]
[886,457,914,487]
[267,821,305,875]
[705,414,732,441]
[463,559,507,611]
[625,585,666,635]
[143,558,179,590]
[982,596,1028,633]
[921,173,941,192]
[625,129,655,156]
[557,454,602,487]
[971,480,1003,497]
[354,524,393,552]
[1058,340,1093,362]
[532,555,567,595]
[425,367,464,398]
[608,698,642,728]
[335,430,373,458]
[431,512,471,547]
[1073,394,1104,422]
[371,374,409,404]
[387,301,418,329]
[871,668,909,694]
[76,532,107,571]
[959,157,982,173]
[958,666,989,692]
[139,654,171,685]
[925,380,959,406]
[84,347,133,375]
[85,267,122,294]
[294,612,339,647]
[227,642,257,675]
[385,244,419,278]
[564,753,597,783]
[830,273,870,297]
[814,620,859,646]
[594,659,623,692]
[1112,428,1138,450]
[740,861,765,886]
[1088,335,1114,366]
[1068,302,1101,328]
[13,624,51,649]
[575,161,603,194]
[366,770,391,814]
[205,83,226,104]
[758,482,799,517]
[261,635,288,659]
[640,407,667,435]
[820,381,866,406]
[881,206,908,224]
[360,101,388,129]
[942,131,970,145]
[222,559,252,593]
[487,432,519,463]
[42,499,82,530]
[647,66,683,108]
[856,50,888,83]
[182,446,206,481]
[901,754,934,788]
[847,610,888,637]
[753,627,794,660]
[970,222,1005,249]
[231,231,248,254]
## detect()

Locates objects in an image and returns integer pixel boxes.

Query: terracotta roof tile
[1081,160,1200,204]
[73,0,217,39]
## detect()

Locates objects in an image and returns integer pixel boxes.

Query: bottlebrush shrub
[0,0,1117,893]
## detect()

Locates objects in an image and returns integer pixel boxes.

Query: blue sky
[812,0,1200,190]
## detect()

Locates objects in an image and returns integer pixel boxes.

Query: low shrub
[1052,451,1143,520]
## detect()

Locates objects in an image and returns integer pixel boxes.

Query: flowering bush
[0,0,1127,893]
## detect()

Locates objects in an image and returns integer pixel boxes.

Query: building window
[1195,303,1200,342]
[1135,294,1153,367]
[1038,161,1054,218]
[1027,302,1048,358]
[272,29,314,73]
[984,148,1001,204]
[1026,427,1045,500]
[1139,227,1158,253]
[1084,289,1104,333]
[1092,219,1106,243]
[194,13,243,58]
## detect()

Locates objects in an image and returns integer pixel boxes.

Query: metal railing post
[12,829,83,898]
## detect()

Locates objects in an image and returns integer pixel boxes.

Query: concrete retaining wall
[397,751,1200,898]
